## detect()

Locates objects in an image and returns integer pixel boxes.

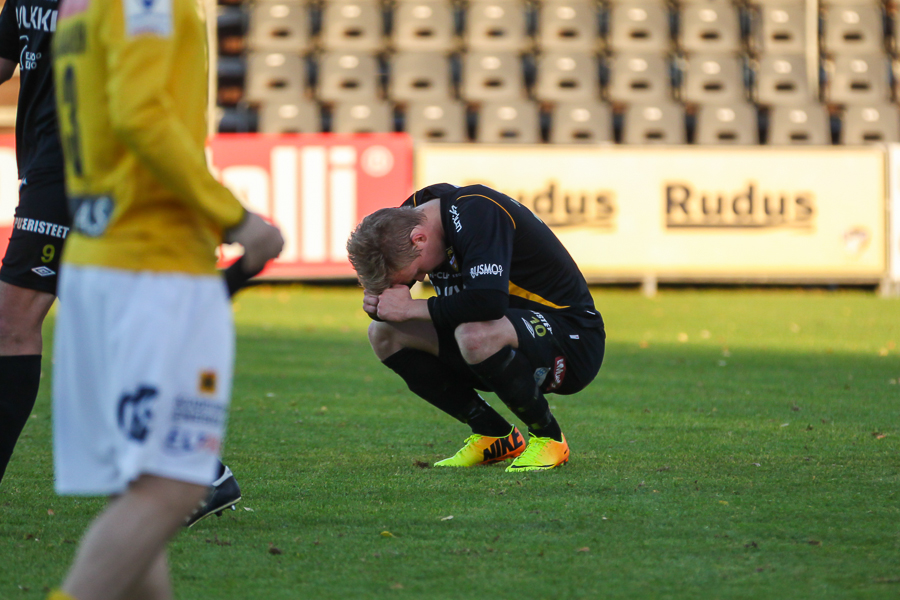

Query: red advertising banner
[0,134,414,280]
[210,133,414,278]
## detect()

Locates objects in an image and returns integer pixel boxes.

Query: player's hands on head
[225,211,285,274]
[363,290,383,320]
[375,285,414,322]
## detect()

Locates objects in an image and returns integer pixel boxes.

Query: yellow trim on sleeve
[456,194,516,229]
[508,282,569,309]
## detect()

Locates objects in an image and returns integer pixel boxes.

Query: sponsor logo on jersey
[521,317,535,337]
[15,5,58,33]
[117,385,158,442]
[469,263,503,278]
[13,217,70,239]
[71,195,114,237]
[163,426,221,456]
[199,370,217,394]
[449,204,462,232]
[445,247,459,272]
[545,356,566,392]
[173,397,225,426]
[59,0,90,19]
[31,266,56,277]
[124,0,172,38]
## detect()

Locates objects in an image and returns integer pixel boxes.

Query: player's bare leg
[61,475,207,600]
[0,281,56,483]
[0,281,55,355]
[368,319,439,360]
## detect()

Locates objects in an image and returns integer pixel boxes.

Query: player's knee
[368,320,401,360]
[0,309,40,350]
[454,322,496,364]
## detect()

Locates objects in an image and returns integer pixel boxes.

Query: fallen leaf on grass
[440,515,453,521]
[380,531,395,538]
[268,545,283,555]
[872,432,887,439]
[47,509,54,516]
[576,547,590,553]
[808,540,821,546]
[719,501,729,505]
[413,460,431,469]
[751,463,761,467]
[390,583,404,590]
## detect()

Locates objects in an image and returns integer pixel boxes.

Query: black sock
[383,348,511,436]
[0,355,41,484]
[468,346,563,442]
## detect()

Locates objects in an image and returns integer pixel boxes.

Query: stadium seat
[317,51,381,102]
[822,3,884,56]
[840,103,900,144]
[217,56,246,107]
[549,100,613,143]
[536,0,600,52]
[331,100,395,133]
[392,0,458,52]
[460,51,527,101]
[244,52,307,105]
[218,107,257,133]
[755,54,814,106]
[750,3,807,55]
[463,0,531,52]
[825,54,891,105]
[606,52,672,103]
[218,6,248,56]
[694,102,759,144]
[621,100,686,144]
[606,0,672,53]
[678,0,742,55]
[681,53,747,105]
[476,99,542,143]
[246,0,310,53]
[533,51,601,102]
[257,95,321,133]
[404,99,469,142]
[320,0,385,52]
[767,104,831,145]
[389,52,454,102]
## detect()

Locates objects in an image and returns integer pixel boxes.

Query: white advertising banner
[416,145,886,281]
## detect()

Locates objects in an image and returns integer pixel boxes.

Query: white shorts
[52,266,234,496]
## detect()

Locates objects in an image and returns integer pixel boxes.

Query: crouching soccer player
[346,183,605,471]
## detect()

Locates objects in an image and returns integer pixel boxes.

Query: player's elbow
[108,98,158,144]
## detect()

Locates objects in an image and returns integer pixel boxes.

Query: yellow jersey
[52,0,244,275]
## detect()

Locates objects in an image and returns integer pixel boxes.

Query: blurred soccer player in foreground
[47,0,283,597]
[347,183,605,471]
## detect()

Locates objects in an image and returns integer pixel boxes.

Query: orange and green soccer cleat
[505,433,569,472]
[434,427,526,467]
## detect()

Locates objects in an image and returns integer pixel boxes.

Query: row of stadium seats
[219,50,898,107]
[219,98,900,144]
[217,0,900,57]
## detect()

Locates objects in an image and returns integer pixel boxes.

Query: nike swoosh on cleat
[508,463,556,469]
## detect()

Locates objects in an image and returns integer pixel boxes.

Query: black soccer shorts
[0,176,70,295]
[436,309,606,396]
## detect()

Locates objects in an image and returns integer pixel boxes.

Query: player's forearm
[427,288,508,329]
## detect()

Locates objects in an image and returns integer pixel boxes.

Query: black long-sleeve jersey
[0,0,64,180]
[402,183,603,331]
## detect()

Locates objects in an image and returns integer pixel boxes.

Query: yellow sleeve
[103,0,244,231]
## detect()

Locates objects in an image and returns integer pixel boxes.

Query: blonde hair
[346,207,426,294]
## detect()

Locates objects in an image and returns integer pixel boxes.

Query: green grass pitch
[2,286,899,599]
